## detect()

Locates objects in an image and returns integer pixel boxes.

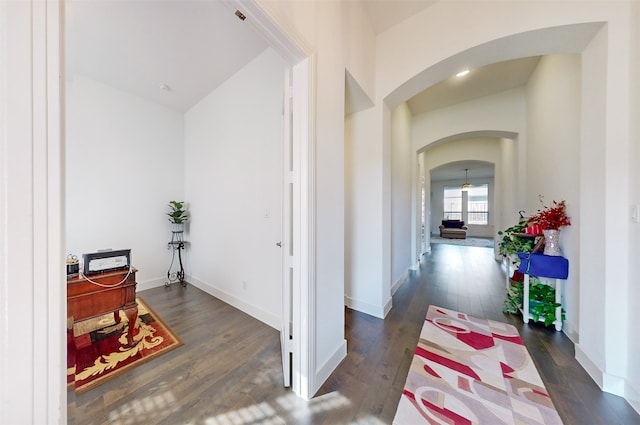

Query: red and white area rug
[67,297,182,394]
[394,305,562,424]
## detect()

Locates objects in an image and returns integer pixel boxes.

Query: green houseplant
[498,220,535,282]
[167,201,188,233]
[502,276,565,326]
[497,221,534,259]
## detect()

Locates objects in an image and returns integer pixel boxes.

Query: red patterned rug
[394,305,562,424]
[67,297,182,394]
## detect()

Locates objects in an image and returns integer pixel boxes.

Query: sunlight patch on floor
[204,402,277,425]
[203,392,352,425]
[107,390,177,424]
[104,387,388,424]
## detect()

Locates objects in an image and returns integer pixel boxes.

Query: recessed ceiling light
[159,83,172,92]
[456,69,470,78]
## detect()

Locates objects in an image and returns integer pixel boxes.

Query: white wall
[391,103,413,284]
[258,0,378,392]
[576,19,634,398]
[184,48,285,329]
[344,108,385,316]
[312,1,349,376]
[343,1,376,102]
[499,137,520,234]
[66,75,184,288]
[525,54,581,340]
[411,88,527,155]
[627,1,640,411]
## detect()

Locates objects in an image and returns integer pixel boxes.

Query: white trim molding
[0,1,65,423]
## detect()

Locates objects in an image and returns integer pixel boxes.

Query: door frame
[223,0,316,399]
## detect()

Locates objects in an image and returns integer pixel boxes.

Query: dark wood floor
[67,243,640,424]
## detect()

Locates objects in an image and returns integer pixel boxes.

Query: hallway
[67,244,640,424]
[319,244,640,424]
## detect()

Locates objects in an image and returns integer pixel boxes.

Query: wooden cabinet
[67,268,138,346]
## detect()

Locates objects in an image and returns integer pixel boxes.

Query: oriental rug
[393,305,562,425]
[67,297,182,394]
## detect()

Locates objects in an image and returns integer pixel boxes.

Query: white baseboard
[346,268,411,318]
[562,322,579,344]
[137,277,166,292]
[603,373,626,398]
[187,275,280,330]
[382,296,392,317]
[575,343,640,413]
[628,394,640,416]
[575,343,604,390]
[313,339,347,396]
[391,270,408,295]
[344,295,386,319]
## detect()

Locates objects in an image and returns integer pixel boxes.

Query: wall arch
[381,21,604,109]
[381,4,636,403]
[419,130,518,154]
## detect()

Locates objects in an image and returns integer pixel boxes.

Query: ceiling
[430,161,495,183]
[66,1,269,112]
[66,0,541,182]
[66,0,538,116]
[359,0,438,35]
[66,0,439,112]
[407,56,541,116]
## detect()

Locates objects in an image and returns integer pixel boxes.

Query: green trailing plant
[498,221,535,280]
[497,221,534,259]
[503,277,565,327]
[502,281,523,314]
[167,201,188,224]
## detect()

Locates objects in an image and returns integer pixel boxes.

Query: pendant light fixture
[461,168,471,191]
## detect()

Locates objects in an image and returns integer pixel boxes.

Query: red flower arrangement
[528,197,571,230]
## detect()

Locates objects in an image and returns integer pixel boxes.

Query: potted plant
[497,221,534,259]
[167,201,188,233]
[498,219,536,311]
[502,276,565,326]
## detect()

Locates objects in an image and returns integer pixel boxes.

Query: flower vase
[543,229,561,256]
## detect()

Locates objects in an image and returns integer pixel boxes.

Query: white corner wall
[391,103,413,284]
[345,107,387,317]
[628,1,640,412]
[525,54,582,341]
[65,75,185,289]
[184,48,285,329]
[252,0,378,394]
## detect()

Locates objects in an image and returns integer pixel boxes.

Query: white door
[280,69,294,388]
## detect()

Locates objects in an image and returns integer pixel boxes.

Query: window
[467,184,488,224]
[443,187,462,220]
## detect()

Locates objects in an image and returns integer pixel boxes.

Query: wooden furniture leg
[123,305,139,347]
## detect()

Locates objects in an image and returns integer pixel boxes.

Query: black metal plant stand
[166,231,187,287]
